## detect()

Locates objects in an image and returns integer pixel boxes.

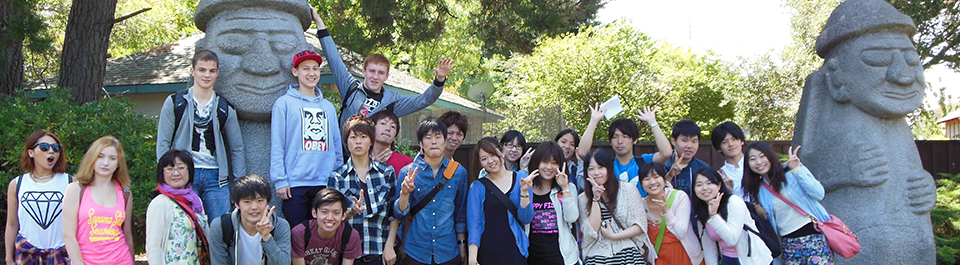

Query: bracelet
[457,240,466,245]
[520,194,529,198]
[649,122,659,128]
[593,198,601,202]
[561,189,571,194]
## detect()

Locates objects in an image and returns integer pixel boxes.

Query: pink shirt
[75,183,133,265]
[385,151,413,177]
[706,223,739,258]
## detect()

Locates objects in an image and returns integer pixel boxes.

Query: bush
[0,87,158,254]
[935,172,960,265]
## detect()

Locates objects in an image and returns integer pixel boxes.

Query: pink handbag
[763,182,861,259]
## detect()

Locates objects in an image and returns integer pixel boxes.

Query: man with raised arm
[311,8,453,128]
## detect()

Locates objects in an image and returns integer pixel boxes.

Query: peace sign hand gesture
[666,151,683,179]
[351,193,365,216]
[401,167,419,195]
[587,176,605,199]
[520,174,535,194]
[787,145,802,170]
[257,206,277,240]
[556,165,570,191]
[708,192,723,217]
[519,147,534,170]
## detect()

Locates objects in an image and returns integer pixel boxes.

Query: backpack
[742,201,783,258]
[300,220,354,263]
[338,81,361,118]
[219,212,276,248]
[170,89,234,178]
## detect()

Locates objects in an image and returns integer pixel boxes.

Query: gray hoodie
[207,209,291,265]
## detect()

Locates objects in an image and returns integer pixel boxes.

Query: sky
[596,0,958,107]
[596,0,793,60]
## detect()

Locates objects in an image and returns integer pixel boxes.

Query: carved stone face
[831,31,924,118]
[200,8,310,121]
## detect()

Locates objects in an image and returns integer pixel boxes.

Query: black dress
[477,174,527,265]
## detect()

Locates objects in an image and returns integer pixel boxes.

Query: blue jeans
[282,186,324,227]
[192,168,231,220]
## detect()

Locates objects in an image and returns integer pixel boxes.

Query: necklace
[30,173,54,181]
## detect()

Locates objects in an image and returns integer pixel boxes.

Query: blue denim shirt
[393,155,468,264]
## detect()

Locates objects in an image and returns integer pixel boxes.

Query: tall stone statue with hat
[194,0,316,209]
[794,0,937,263]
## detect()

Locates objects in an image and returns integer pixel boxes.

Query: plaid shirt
[327,158,397,256]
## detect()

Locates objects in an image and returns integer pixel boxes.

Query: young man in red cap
[270,50,344,226]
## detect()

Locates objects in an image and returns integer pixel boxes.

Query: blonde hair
[74,136,131,188]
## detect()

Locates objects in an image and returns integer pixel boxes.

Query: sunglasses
[32,142,62,152]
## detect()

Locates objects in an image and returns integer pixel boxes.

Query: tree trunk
[58,0,117,104]
[0,0,25,96]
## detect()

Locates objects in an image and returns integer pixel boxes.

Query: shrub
[935,172,960,265]
[0,87,157,254]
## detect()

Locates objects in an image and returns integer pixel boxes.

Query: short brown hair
[362,54,390,73]
[20,130,67,174]
[192,50,219,68]
[439,111,468,134]
[343,114,376,145]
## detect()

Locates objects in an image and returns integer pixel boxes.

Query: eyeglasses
[504,143,522,150]
[163,166,188,173]
[31,143,62,152]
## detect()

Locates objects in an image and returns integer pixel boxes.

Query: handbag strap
[762,182,816,222]
[654,189,679,253]
[477,174,523,225]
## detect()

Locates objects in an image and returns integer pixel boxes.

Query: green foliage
[910,86,958,140]
[487,22,737,142]
[471,0,604,56]
[310,0,452,55]
[109,0,200,57]
[0,87,157,252]
[934,173,960,264]
[888,0,960,70]
[732,53,805,140]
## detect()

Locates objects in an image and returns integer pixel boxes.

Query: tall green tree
[889,0,960,70]
[488,23,737,142]
[472,0,605,56]
[0,0,54,95]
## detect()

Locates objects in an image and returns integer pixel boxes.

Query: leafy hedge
[0,87,158,254]
[935,173,960,265]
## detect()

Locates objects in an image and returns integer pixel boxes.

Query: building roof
[937,109,960,124]
[29,30,499,117]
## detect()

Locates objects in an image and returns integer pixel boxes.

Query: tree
[889,0,960,70]
[472,0,605,56]
[58,0,119,103]
[0,0,54,95]
[488,22,738,142]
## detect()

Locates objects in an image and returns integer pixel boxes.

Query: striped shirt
[327,158,397,256]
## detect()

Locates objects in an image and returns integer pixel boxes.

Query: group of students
[3,5,841,265]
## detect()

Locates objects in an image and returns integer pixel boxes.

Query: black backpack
[170,89,234,178]
[742,201,783,258]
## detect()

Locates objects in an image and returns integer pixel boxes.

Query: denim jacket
[393,155,468,263]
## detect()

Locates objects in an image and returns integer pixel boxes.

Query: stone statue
[793,0,937,263]
[194,0,314,209]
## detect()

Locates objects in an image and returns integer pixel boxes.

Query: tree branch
[113,8,151,24]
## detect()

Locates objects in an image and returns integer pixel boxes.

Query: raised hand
[589,103,607,122]
[373,148,393,162]
[719,170,734,192]
[310,7,325,29]
[587,176,605,199]
[351,193,365,216]
[401,167,419,195]
[520,174,535,194]
[257,206,276,240]
[556,165,570,190]
[708,192,723,217]
[434,58,454,81]
[635,106,658,125]
[519,147,534,170]
[787,145,802,170]
[666,152,683,178]
[652,198,668,215]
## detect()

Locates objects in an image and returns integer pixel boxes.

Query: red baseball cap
[293,50,323,68]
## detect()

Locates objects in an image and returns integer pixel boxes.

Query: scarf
[156,184,204,215]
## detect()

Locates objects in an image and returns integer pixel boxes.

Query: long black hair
[529,141,566,190]
[741,142,787,203]
[692,167,732,225]
[583,149,620,216]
